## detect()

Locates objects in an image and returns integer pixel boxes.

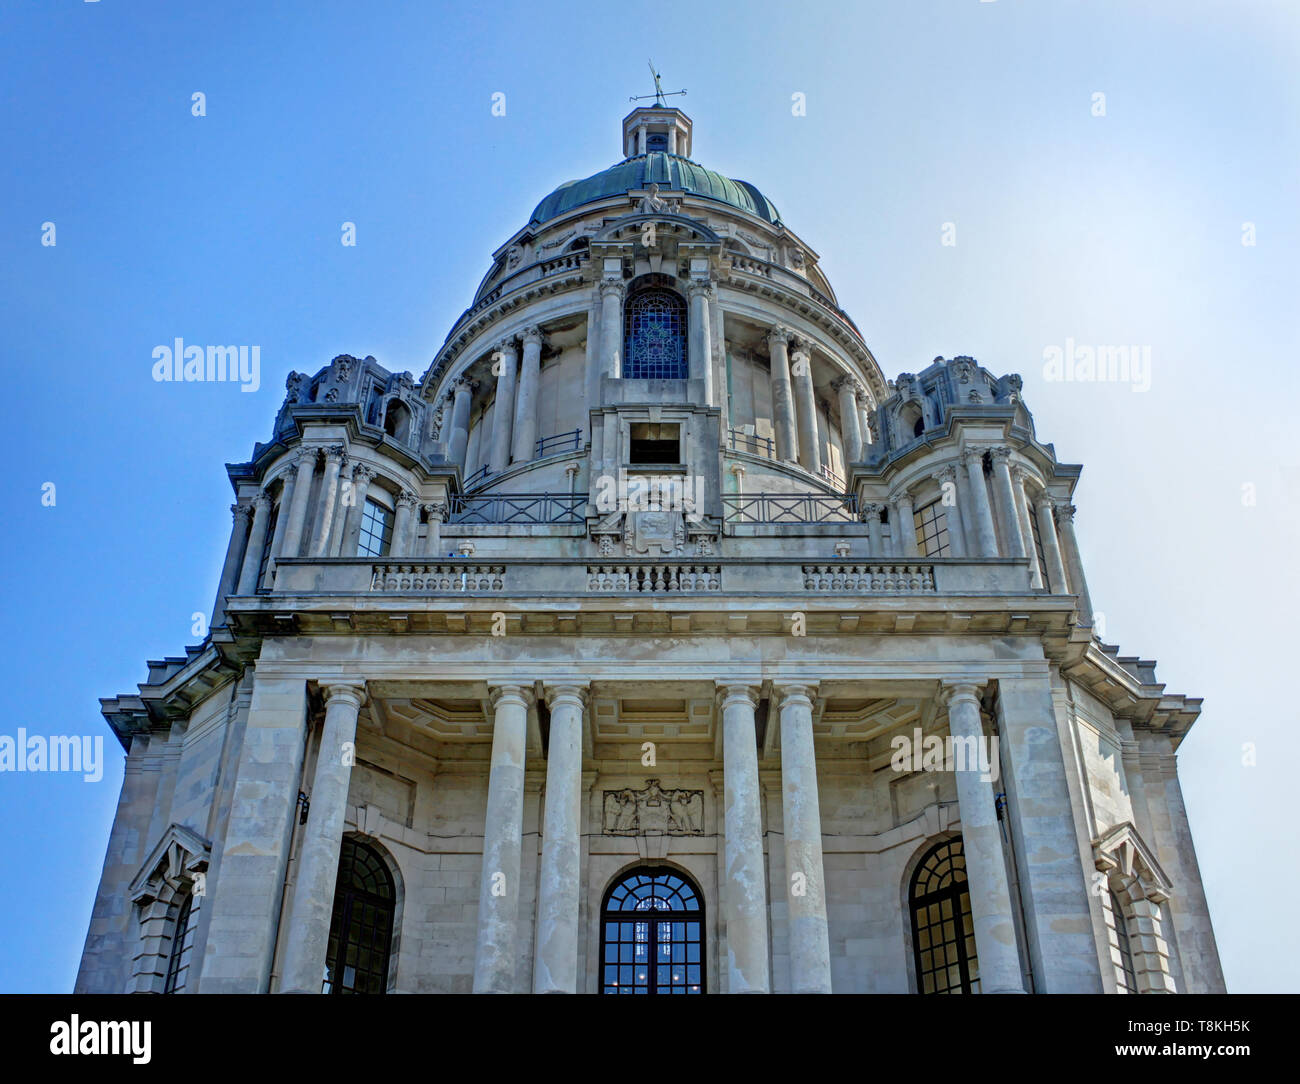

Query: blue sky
[0,0,1295,992]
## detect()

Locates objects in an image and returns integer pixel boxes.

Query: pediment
[128,823,212,903]
[1093,821,1173,902]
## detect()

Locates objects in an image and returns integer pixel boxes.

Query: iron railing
[722,492,859,524]
[536,428,582,458]
[462,463,492,491]
[447,492,585,525]
[727,427,776,460]
[819,463,845,490]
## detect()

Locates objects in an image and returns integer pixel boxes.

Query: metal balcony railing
[819,463,845,490]
[447,492,585,525]
[722,492,859,524]
[462,463,492,491]
[536,429,582,458]
[727,427,776,460]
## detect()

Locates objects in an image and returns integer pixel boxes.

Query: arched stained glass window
[601,868,704,994]
[623,289,687,380]
[909,837,980,994]
[1111,889,1137,993]
[323,838,395,994]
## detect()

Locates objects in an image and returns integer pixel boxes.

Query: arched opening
[900,401,924,439]
[908,837,979,994]
[162,888,199,994]
[383,399,411,444]
[1110,887,1138,993]
[323,837,396,994]
[623,288,687,380]
[600,866,704,994]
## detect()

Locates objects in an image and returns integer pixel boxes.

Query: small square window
[629,423,680,465]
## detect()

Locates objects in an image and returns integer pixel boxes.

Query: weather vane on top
[630,60,686,107]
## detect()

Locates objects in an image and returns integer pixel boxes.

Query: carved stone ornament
[603,780,704,836]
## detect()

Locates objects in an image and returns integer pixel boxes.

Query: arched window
[163,889,199,994]
[909,837,979,994]
[323,838,396,994]
[623,289,687,380]
[600,867,704,994]
[383,399,411,444]
[1111,889,1137,993]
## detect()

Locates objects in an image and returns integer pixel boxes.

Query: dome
[528,151,782,226]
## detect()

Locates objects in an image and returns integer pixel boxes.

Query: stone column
[421,501,446,557]
[339,465,375,557]
[963,449,999,557]
[942,682,1026,994]
[211,503,253,627]
[932,467,966,558]
[688,280,715,391]
[861,502,885,556]
[391,491,417,557]
[856,388,874,447]
[833,377,863,463]
[791,343,821,474]
[235,492,274,596]
[1034,493,1069,593]
[1011,466,1043,588]
[1054,502,1095,627]
[717,684,770,994]
[767,327,799,464]
[490,337,518,473]
[599,280,625,380]
[447,381,474,472]
[309,445,346,557]
[990,447,1027,560]
[263,470,295,584]
[776,684,832,993]
[893,489,918,557]
[512,326,543,463]
[278,447,319,561]
[533,684,587,994]
[280,682,366,993]
[474,684,531,993]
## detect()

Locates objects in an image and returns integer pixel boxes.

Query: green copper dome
[528,152,782,226]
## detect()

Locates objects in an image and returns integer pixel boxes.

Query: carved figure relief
[603,780,704,836]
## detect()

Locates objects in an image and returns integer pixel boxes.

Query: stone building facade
[77,103,1224,995]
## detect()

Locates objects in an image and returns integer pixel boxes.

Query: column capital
[488,683,533,710]
[1054,500,1077,523]
[890,486,915,505]
[323,443,346,464]
[352,463,376,484]
[932,464,959,486]
[854,385,873,405]
[543,683,589,708]
[422,500,446,522]
[766,325,792,348]
[322,682,367,710]
[495,336,518,357]
[686,278,715,300]
[293,445,320,467]
[715,682,759,708]
[940,681,987,709]
[520,324,544,348]
[231,502,254,524]
[1033,490,1056,512]
[598,278,626,300]
[859,501,886,522]
[1010,463,1033,485]
[396,490,419,509]
[831,374,857,393]
[789,342,811,363]
[251,490,273,512]
[453,375,479,393]
[774,682,819,709]
[963,447,988,467]
[989,445,1013,464]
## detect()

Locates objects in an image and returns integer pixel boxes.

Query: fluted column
[942,682,1026,994]
[932,466,966,558]
[718,683,770,993]
[688,279,715,391]
[533,684,588,994]
[211,503,253,626]
[791,343,821,474]
[280,682,366,993]
[512,326,543,463]
[339,464,375,557]
[278,446,318,560]
[474,684,531,993]
[894,490,919,557]
[1034,493,1068,594]
[309,445,346,557]
[421,501,446,557]
[235,492,274,595]
[990,447,1027,560]
[447,378,476,472]
[490,337,518,473]
[391,491,417,556]
[963,449,999,557]
[767,327,798,463]
[1054,502,1095,627]
[861,502,886,556]
[777,684,832,993]
[599,280,625,379]
[856,388,874,447]
[1011,466,1043,588]
[833,377,863,463]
